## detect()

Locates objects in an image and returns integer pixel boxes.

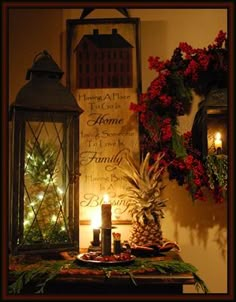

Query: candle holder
[88,228,101,252]
[113,240,122,254]
[101,227,112,256]
[88,243,101,252]
[101,194,112,256]
[216,147,223,155]
[112,232,122,254]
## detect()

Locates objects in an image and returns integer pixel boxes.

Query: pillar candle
[113,232,121,254]
[93,228,100,246]
[101,194,112,255]
[91,215,101,247]
[101,229,111,255]
[101,194,111,229]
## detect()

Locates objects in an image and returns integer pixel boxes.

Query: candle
[113,232,121,254]
[214,132,222,151]
[101,194,111,229]
[101,194,112,255]
[92,229,100,246]
[91,217,100,247]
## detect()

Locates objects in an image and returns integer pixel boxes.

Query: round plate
[76,253,136,266]
[130,241,180,257]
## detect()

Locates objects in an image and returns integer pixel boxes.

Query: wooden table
[8,250,196,296]
[47,271,195,295]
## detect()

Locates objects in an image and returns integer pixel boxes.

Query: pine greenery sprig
[130,30,228,203]
[25,140,58,184]
[101,259,209,294]
[8,260,68,294]
[8,258,209,294]
[205,154,228,190]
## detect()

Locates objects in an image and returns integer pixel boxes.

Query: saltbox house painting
[74,28,134,89]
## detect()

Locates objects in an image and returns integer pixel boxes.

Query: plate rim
[76,253,136,265]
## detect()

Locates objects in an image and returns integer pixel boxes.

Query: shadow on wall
[163,179,227,260]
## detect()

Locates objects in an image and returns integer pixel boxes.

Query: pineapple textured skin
[118,152,167,247]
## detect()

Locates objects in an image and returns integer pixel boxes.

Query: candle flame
[214,131,223,152]
[215,132,221,140]
[103,194,110,204]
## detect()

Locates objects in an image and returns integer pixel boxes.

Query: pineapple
[118,152,167,247]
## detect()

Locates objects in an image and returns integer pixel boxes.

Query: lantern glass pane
[23,120,71,246]
[207,113,227,155]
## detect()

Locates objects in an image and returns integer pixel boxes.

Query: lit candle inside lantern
[214,132,222,151]
[91,216,101,247]
[101,194,112,255]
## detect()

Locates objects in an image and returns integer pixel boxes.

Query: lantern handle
[25,50,62,80]
[33,50,51,62]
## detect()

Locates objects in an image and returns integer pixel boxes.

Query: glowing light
[91,214,101,229]
[51,215,57,223]
[37,193,44,200]
[103,194,110,204]
[57,187,63,195]
[214,132,222,150]
[28,212,34,218]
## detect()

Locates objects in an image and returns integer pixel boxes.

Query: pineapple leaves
[140,152,151,182]
[117,152,167,224]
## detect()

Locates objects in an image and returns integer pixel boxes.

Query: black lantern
[192,88,227,158]
[9,50,83,255]
[206,88,227,155]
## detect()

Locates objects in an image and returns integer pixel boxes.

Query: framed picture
[66,18,141,225]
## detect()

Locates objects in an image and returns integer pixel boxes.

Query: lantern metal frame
[206,88,228,155]
[9,51,83,255]
[192,88,227,158]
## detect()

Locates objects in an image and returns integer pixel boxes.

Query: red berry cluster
[130,31,227,203]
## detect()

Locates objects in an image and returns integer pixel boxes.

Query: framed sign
[66,18,141,225]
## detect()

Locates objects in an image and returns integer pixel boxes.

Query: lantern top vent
[26,50,63,80]
[11,50,83,114]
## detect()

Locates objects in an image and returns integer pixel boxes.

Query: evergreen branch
[127,271,137,286]
[8,259,208,294]
[35,271,59,294]
[8,260,70,294]
[192,272,209,294]
[172,128,187,158]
